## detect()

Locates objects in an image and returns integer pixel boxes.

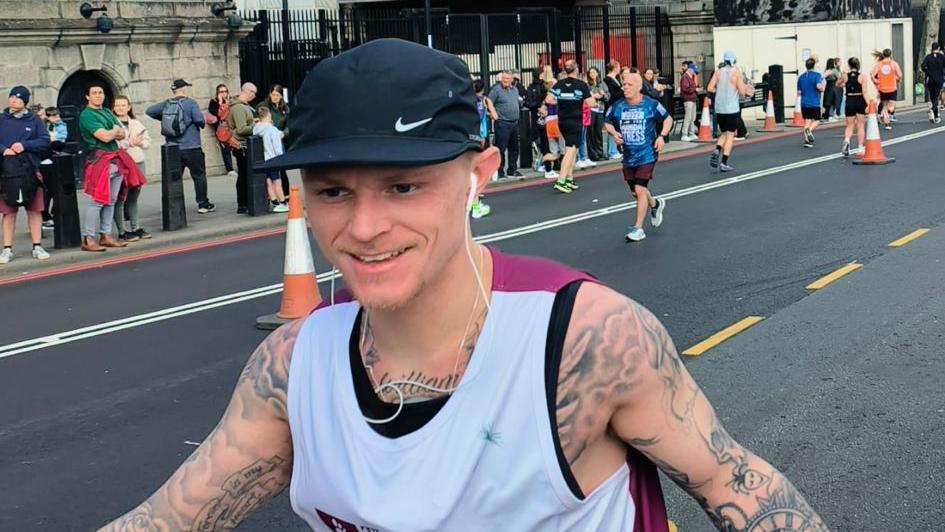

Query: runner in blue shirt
[797,58,825,147]
[605,71,673,242]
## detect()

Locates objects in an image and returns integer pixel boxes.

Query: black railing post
[573,7,583,71]
[629,7,637,68]
[603,6,611,67]
[160,144,187,231]
[768,64,786,123]
[550,8,561,75]
[514,13,522,73]
[655,7,663,73]
[247,136,272,217]
[479,14,490,84]
[281,7,295,96]
[518,108,532,170]
[39,155,81,249]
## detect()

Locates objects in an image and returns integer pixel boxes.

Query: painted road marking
[806,262,862,290]
[2,126,943,361]
[682,316,765,356]
[888,228,930,248]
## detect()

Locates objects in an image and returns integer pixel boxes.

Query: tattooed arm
[559,283,829,531]
[97,320,302,532]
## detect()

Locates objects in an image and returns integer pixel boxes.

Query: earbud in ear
[466,172,477,211]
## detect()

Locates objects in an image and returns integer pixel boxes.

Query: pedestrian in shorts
[605,72,671,243]
[797,58,825,148]
[707,51,753,172]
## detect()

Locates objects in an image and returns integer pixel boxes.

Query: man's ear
[471,147,501,191]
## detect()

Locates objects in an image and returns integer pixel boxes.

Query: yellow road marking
[682,316,765,356]
[668,520,678,532]
[888,228,929,248]
[805,262,862,290]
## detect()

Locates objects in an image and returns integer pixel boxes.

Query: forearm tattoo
[559,288,829,531]
[98,322,299,532]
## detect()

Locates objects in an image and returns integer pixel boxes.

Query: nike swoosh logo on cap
[394,117,433,133]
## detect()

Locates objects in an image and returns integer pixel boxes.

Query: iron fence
[239,6,674,102]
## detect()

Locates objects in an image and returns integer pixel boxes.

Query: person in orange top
[870,49,902,130]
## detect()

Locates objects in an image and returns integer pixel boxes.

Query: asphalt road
[2,115,944,531]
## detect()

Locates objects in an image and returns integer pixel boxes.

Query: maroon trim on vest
[489,247,596,293]
[628,447,670,532]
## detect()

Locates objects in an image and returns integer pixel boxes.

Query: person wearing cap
[226,82,258,214]
[679,60,699,141]
[0,86,51,263]
[97,39,829,532]
[146,79,215,214]
[78,82,146,252]
[707,50,753,172]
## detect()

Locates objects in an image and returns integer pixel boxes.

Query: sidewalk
[1,106,920,279]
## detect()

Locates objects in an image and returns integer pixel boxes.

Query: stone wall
[0,0,252,179]
[666,0,715,79]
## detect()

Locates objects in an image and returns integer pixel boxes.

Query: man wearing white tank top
[98,40,829,532]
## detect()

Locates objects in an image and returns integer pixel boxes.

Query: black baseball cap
[257,39,482,172]
[171,79,192,90]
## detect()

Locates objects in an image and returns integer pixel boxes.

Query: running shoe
[0,248,12,264]
[582,159,597,168]
[828,116,838,123]
[553,180,572,194]
[625,226,646,242]
[544,170,559,179]
[565,178,579,190]
[719,162,734,172]
[42,219,54,228]
[610,152,623,160]
[884,124,892,131]
[198,202,216,214]
[470,202,491,219]
[135,228,152,240]
[273,202,289,213]
[841,141,850,157]
[31,245,50,260]
[121,232,141,243]
[650,198,665,228]
[804,141,814,149]
[574,159,588,169]
[709,151,720,168]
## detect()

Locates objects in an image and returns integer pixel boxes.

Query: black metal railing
[239,6,674,102]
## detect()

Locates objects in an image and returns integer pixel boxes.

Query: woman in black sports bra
[836,57,867,157]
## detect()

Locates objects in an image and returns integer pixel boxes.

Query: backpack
[524,82,545,111]
[0,154,39,208]
[160,98,188,138]
[215,120,241,149]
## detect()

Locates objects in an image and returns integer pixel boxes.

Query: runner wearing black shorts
[548,60,597,194]
[797,58,825,148]
[837,57,867,157]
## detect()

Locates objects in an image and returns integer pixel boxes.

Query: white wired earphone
[329,172,492,424]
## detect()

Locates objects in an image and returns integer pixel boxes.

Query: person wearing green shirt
[78,84,128,252]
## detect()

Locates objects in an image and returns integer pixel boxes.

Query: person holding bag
[0,86,51,263]
[113,95,151,242]
[208,84,237,178]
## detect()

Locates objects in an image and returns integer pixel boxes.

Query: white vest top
[287,249,665,532]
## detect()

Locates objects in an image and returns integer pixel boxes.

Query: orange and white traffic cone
[786,90,805,127]
[757,90,784,133]
[852,100,895,166]
[694,97,715,143]
[256,186,323,330]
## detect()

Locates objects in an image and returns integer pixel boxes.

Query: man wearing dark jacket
[603,61,623,159]
[0,86,51,263]
[146,79,215,213]
[922,42,945,123]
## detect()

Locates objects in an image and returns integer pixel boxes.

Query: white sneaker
[828,116,838,123]
[544,170,559,179]
[582,159,597,167]
[650,198,665,228]
[681,135,694,142]
[272,203,289,213]
[625,226,646,242]
[227,170,238,178]
[0,248,12,264]
[32,245,50,260]
[470,202,491,219]
[574,159,588,169]
[610,153,623,160]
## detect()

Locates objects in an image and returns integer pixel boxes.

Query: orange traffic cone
[694,97,715,143]
[852,100,895,165]
[757,91,784,133]
[786,91,805,127]
[256,186,323,330]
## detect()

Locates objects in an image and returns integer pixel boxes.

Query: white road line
[1,126,942,361]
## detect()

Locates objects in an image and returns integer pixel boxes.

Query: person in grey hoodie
[146,79,215,214]
[251,107,288,213]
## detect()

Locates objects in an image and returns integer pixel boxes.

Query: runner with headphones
[98,40,828,532]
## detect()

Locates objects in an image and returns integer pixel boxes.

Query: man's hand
[558,283,829,532]
[97,320,302,532]
[2,148,15,156]
[653,136,665,153]
[10,142,24,154]
[611,131,624,145]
